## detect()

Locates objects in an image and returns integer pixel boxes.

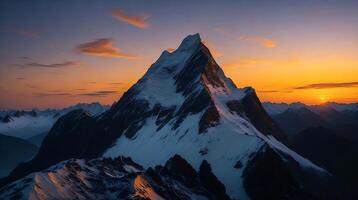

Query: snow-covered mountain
[0,102,109,140]
[0,155,229,200]
[2,34,345,199]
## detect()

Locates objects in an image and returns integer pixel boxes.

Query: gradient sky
[1,0,358,109]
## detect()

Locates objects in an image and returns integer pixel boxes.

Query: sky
[0,0,357,109]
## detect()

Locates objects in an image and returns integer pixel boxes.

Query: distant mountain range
[0,34,354,199]
[263,102,358,191]
[262,102,358,138]
[263,102,358,115]
[0,102,109,140]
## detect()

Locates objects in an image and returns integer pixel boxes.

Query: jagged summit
[128,33,242,111]
[177,33,202,51]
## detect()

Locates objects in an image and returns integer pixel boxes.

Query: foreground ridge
[0,155,229,200]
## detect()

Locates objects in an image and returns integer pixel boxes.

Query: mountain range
[0,34,355,199]
[263,102,358,191]
[262,102,358,141]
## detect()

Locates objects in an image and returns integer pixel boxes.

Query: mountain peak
[177,33,202,51]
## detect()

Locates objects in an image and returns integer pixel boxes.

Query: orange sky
[0,1,357,109]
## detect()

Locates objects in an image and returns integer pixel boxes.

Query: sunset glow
[0,0,357,109]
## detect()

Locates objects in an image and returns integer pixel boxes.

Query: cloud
[18,56,32,60]
[26,84,39,89]
[215,28,276,48]
[34,92,71,98]
[79,90,118,97]
[15,29,40,39]
[294,82,358,89]
[258,90,293,93]
[74,38,138,59]
[109,82,124,85]
[258,90,279,93]
[34,90,118,98]
[112,10,150,29]
[16,77,25,80]
[239,35,276,48]
[17,61,79,68]
[86,81,97,84]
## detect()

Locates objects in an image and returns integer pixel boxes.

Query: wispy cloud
[86,81,97,84]
[258,90,293,93]
[14,29,40,39]
[34,92,72,98]
[79,90,118,97]
[26,84,39,89]
[16,61,79,68]
[109,82,124,85]
[239,35,276,48]
[74,38,138,59]
[294,82,358,89]
[34,90,118,98]
[215,28,276,48]
[18,56,32,60]
[112,9,150,29]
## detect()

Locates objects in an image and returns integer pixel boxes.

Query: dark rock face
[199,103,220,133]
[158,154,230,200]
[198,160,230,200]
[226,89,288,143]
[240,90,288,143]
[0,155,229,200]
[1,115,13,123]
[243,145,309,200]
[164,154,197,179]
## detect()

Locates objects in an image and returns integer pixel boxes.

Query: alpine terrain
[0,34,346,199]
